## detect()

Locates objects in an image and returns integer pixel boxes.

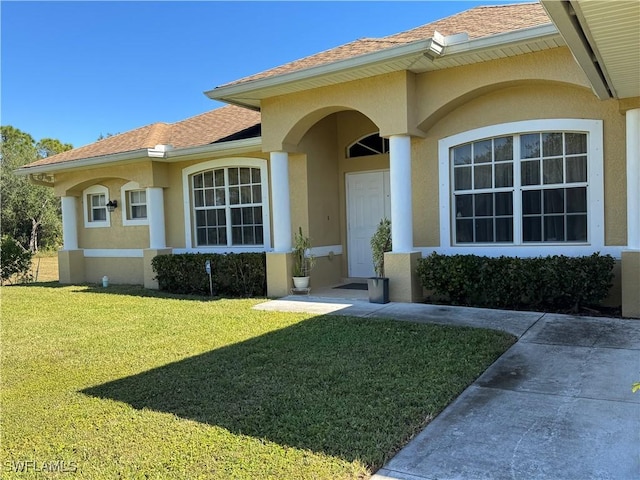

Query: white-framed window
[182,158,271,251]
[438,119,604,254]
[121,181,148,226]
[83,185,110,228]
[129,190,147,219]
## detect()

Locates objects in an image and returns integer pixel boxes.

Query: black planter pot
[367,277,390,304]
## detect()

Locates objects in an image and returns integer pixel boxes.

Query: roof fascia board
[14,148,152,176]
[205,40,432,101]
[443,23,560,55]
[541,0,611,99]
[163,137,263,160]
[206,23,560,103]
[15,138,264,176]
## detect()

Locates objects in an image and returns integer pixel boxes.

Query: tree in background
[0,126,72,252]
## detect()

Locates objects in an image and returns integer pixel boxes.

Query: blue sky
[2,1,530,148]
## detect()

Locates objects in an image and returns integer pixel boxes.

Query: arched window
[347,133,389,158]
[182,158,270,250]
[438,119,604,254]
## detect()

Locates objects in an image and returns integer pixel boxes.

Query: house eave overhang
[541,0,611,99]
[542,0,640,100]
[14,137,264,177]
[205,23,561,108]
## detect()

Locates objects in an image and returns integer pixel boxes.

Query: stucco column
[146,187,166,249]
[61,196,79,250]
[270,151,292,252]
[385,135,422,302]
[389,135,413,252]
[59,195,84,284]
[622,108,640,318]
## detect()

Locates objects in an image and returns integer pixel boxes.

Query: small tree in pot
[368,218,391,303]
[292,226,315,289]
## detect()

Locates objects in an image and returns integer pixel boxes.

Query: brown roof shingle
[221,2,550,87]
[25,105,261,169]
[27,3,550,171]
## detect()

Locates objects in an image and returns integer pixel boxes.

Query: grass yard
[1,284,515,479]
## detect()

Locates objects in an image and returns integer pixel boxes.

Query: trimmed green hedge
[416,252,615,312]
[151,253,266,297]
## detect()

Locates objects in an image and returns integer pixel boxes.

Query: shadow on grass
[4,280,69,289]
[16,281,232,302]
[74,284,223,302]
[82,316,514,469]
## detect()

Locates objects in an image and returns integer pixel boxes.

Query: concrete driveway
[255,297,640,479]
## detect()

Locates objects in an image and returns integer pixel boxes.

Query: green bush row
[416,252,615,312]
[151,253,266,297]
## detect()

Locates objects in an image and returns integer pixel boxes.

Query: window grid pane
[193,167,264,246]
[128,190,147,219]
[453,131,588,245]
[90,194,107,222]
[452,137,513,244]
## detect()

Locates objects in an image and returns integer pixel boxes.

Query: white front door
[346,171,391,277]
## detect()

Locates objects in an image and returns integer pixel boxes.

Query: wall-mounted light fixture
[106,200,118,212]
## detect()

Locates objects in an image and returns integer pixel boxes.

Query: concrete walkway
[254,296,640,479]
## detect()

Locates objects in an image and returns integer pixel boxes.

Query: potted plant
[368,218,391,303]
[292,226,315,289]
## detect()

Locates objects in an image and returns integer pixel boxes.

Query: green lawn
[1,284,515,479]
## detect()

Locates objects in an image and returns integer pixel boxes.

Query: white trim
[172,247,268,255]
[120,181,149,227]
[164,137,262,161]
[438,119,604,253]
[171,245,343,257]
[83,249,143,258]
[83,185,111,228]
[415,245,625,260]
[181,157,271,250]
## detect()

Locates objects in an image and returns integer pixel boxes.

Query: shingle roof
[221,2,550,87]
[26,2,550,171]
[24,105,261,169]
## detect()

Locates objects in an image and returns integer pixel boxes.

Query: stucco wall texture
[54,47,633,303]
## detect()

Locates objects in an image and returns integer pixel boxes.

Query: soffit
[572,0,640,99]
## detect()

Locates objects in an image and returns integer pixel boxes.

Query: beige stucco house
[18,1,640,316]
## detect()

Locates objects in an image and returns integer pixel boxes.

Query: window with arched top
[182,158,271,251]
[347,133,389,158]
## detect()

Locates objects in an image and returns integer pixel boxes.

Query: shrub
[417,252,615,312]
[151,253,266,297]
[1,235,34,285]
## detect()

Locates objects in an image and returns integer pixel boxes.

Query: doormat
[334,283,368,290]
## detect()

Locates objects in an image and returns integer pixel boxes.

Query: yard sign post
[205,260,213,297]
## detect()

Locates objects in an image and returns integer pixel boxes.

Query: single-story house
[17,1,640,316]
